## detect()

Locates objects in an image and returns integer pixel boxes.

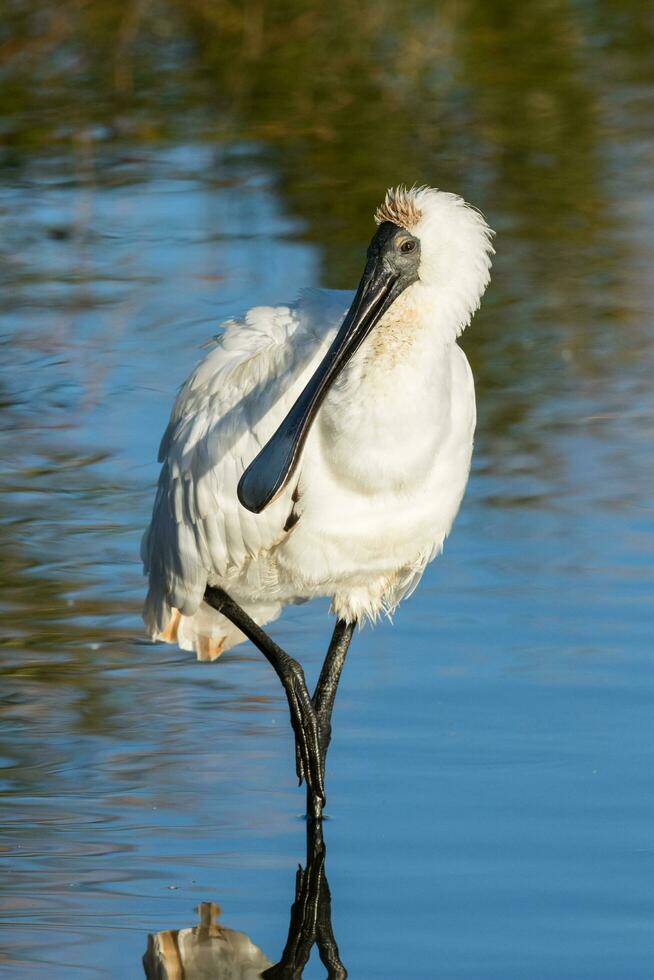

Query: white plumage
[142,186,494,660]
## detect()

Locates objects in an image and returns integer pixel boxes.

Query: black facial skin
[237,222,421,515]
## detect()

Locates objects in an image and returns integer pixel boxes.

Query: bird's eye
[400,240,416,254]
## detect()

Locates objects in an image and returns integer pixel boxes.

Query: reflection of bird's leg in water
[204,586,355,819]
[142,803,346,979]
[263,818,347,980]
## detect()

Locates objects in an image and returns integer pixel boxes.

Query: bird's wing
[142,289,351,631]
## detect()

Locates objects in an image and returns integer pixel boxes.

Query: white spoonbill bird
[142,185,494,817]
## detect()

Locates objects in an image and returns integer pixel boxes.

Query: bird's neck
[349,288,456,378]
[316,295,458,492]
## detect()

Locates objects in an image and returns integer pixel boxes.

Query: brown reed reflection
[143,900,273,978]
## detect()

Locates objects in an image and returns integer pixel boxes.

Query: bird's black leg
[305,619,356,820]
[203,586,324,806]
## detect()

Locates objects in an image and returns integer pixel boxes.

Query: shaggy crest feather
[374,184,425,230]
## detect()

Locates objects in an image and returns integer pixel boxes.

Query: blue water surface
[1,13,654,976]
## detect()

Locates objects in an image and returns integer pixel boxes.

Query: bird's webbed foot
[294,713,331,818]
[279,658,325,810]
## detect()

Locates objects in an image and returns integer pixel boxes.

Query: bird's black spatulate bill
[237,222,419,513]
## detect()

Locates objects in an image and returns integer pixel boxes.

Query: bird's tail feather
[144,593,282,662]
